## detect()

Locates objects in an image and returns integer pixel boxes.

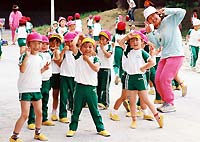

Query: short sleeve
[18,53,26,65]
[142,50,150,63]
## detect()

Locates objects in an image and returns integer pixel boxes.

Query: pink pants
[155,56,184,105]
[11,28,16,43]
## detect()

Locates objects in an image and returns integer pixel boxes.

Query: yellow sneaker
[126,112,131,117]
[98,130,111,137]
[172,85,176,90]
[181,84,187,97]
[98,103,106,110]
[136,110,143,117]
[66,130,76,137]
[27,123,35,130]
[51,114,58,121]
[148,89,155,95]
[42,120,55,126]
[143,114,154,121]
[59,117,70,123]
[130,121,137,129]
[154,99,164,104]
[109,113,120,121]
[9,137,23,142]
[157,115,164,128]
[34,133,48,141]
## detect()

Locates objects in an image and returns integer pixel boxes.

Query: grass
[80,11,101,19]
[34,24,50,35]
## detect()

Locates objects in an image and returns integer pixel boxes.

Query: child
[27,35,60,129]
[96,30,112,109]
[112,21,126,85]
[66,37,110,137]
[87,14,93,35]
[15,17,29,54]
[58,32,77,123]
[186,18,200,71]
[26,17,33,33]
[9,32,48,142]
[74,13,82,32]
[119,31,163,129]
[66,20,76,33]
[49,34,62,121]
[56,17,68,50]
[144,6,186,112]
[67,15,73,22]
[92,15,102,42]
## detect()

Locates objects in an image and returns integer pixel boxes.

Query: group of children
[15,8,200,141]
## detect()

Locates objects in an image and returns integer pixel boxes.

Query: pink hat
[131,30,148,43]
[19,17,27,24]
[27,32,42,42]
[67,20,76,26]
[99,30,111,41]
[139,28,146,34]
[117,21,126,30]
[64,32,78,42]
[42,35,49,43]
[74,13,80,19]
[67,16,73,21]
[58,17,66,23]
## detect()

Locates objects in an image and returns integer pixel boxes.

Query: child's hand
[83,55,89,61]
[63,45,69,51]
[144,21,153,33]
[140,66,146,73]
[25,47,31,56]
[43,62,50,71]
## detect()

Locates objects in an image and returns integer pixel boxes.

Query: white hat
[192,18,200,26]
[143,6,157,20]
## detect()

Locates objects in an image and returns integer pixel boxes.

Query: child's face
[147,13,161,29]
[68,24,76,31]
[65,40,73,50]
[29,41,42,52]
[80,42,94,56]
[194,25,199,30]
[53,23,58,29]
[49,39,60,51]
[60,20,66,27]
[129,37,142,50]
[41,42,49,52]
[99,36,109,46]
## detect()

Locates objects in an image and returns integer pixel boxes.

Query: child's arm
[19,48,30,73]
[140,57,156,72]
[59,45,69,62]
[118,34,129,50]
[99,44,112,58]
[52,49,60,61]
[41,62,50,73]
[83,55,100,72]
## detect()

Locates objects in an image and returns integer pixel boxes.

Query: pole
[51,0,55,24]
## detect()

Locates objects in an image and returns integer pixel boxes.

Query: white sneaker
[157,102,176,113]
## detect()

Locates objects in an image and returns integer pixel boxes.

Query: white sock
[141,109,148,115]
[52,109,57,115]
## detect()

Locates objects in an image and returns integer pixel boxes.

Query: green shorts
[19,92,42,101]
[93,36,99,41]
[124,74,148,91]
[17,38,26,47]
[50,73,60,89]
[121,72,127,89]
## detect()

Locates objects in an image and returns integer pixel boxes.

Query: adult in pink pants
[9,5,22,45]
[143,6,186,113]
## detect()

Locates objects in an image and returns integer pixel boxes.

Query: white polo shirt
[60,50,75,77]
[40,51,53,81]
[93,23,102,36]
[96,44,113,69]
[74,52,100,86]
[18,54,43,93]
[122,48,150,75]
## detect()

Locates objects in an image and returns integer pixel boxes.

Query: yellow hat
[82,37,95,46]
[49,34,62,41]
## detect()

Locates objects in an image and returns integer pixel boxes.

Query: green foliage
[34,25,50,35]
[81,11,100,19]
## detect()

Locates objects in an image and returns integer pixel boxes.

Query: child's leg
[127,90,137,128]
[11,101,31,140]
[59,76,68,119]
[52,89,59,113]
[28,104,35,125]
[86,86,105,132]
[32,100,42,130]
[114,89,127,110]
[69,84,85,131]
[67,77,75,112]
[138,90,163,127]
[41,80,51,122]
